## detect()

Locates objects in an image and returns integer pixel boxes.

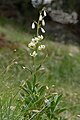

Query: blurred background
[0,0,80,44]
[0,1,80,120]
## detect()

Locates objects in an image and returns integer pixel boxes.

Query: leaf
[48,95,62,112]
[20,86,30,94]
[55,108,66,114]
[38,86,46,96]
[34,97,44,107]
[26,67,32,74]
[33,74,36,89]
[54,94,62,105]
[27,81,32,91]
[36,64,41,71]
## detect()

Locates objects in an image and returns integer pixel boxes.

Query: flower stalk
[28,9,47,58]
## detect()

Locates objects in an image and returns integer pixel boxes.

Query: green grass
[0,18,80,120]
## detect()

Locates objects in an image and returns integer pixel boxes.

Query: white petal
[41,35,44,39]
[41,28,45,33]
[39,14,43,21]
[44,10,47,16]
[30,51,37,57]
[42,20,45,26]
[32,22,35,29]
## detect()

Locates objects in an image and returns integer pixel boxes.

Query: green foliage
[0,8,80,120]
[20,79,66,120]
[0,97,21,120]
[19,8,66,120]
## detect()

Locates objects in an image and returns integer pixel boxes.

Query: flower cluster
[31,9,46,33]
[28,9,47,57]
[31,0,78,25]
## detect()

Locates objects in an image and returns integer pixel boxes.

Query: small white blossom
[38,45,45,50]
[10,106,16,111]
[69,53,73,57]
[44,99,49,104]
[22,66,26,69]
[28,42,36,49]
[41,27,45,33]
[38,35,44,40]
[39,14,43,21]
[77,115,80,118]
[30,51,37,57]
[32,22,35,29]
[46,86,49,90]
[32,37,39,44]
[42,19,45,26]
[14,61,18,64]
[40,66,45,71]
[52,85,55,87]
[40,35,44,39]
[14,49,16,52]
[44,10,47,16]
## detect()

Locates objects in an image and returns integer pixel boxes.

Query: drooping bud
[41,27,45,33]
[32,22,35,29]
[44,10,47,16]
[39,14,43,21]
[42,19,45,26]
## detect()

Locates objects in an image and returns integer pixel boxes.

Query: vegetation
[0,7,80,119]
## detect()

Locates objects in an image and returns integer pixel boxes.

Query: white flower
[42,19,45,26]
[30,51,37,57]
[28,42,36,49]
[69,53,73,57]
[77,115,80,118]
[22,66,26,69]
[44,10,47,16]
[32,22,35,29]
[39,14,43,21]
[10,106,16,111]
[38,35,44,40]
[40,35,44,39]
[38,45,45,50]
[46,86,49,90]
[32,37,39,44]
[14,61,18,64]
[44,99,49,104]
[41,28,45,33]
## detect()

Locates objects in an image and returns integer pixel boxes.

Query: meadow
[0,17,80,120]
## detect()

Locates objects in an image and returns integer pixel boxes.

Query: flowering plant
[28,9,46,58]
[20,8,66,120]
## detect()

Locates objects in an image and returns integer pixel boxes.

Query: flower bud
[42,19,45,26]
[32,22,35,29]
[41,27,45,33]
[44,10,47,16]
[39,14,43,21]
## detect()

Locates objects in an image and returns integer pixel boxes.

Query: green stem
[37,20,39,37]
[32,57,37,89]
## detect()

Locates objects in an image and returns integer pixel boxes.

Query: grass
[0,18,80,120]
